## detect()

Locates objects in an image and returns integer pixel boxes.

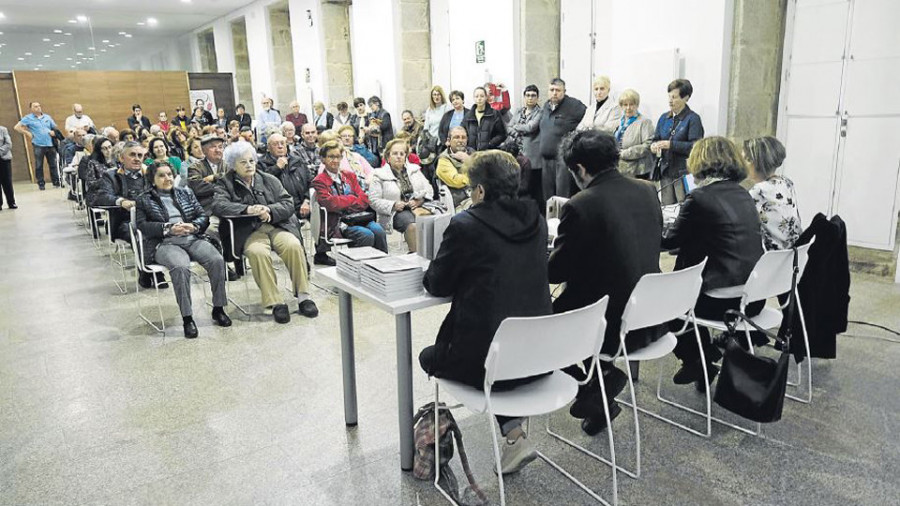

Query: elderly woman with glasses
[369,138,434,252]
[135,160,231,338]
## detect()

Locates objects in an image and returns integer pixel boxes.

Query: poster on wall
[190,90,217,117]
[475,40,485,63]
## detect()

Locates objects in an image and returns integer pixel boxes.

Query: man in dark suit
[549,129,665,435]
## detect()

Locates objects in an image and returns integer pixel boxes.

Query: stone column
[231,18,254,115]
[320,1,354,106]
[398,0,433,115]
[269,1,297,113]
[726,0,788,141]
[520,0,560,92]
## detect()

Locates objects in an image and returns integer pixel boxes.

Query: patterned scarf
[615,114,639,145]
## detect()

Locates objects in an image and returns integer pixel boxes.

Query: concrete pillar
[397,0,433,114]
[520,0,560,93]
[726,0,787,142]
[320,1,354,106]
[269,1,298,113]
[231,18,254,115]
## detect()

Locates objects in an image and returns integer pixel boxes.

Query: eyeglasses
[325,154,342,160]
[524,93,538,98]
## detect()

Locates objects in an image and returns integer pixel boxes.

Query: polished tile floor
[1,183,899,506]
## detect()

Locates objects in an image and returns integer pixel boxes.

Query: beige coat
[368,163,434,232]
[616,115,656,177]
[577,98,623,134]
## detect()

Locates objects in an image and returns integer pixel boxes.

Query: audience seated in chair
[744,136,802,252]
[369,139,436,253]
[661,136,764,390]
[210,142,318,324]
[550,129,667,436]
[419,149,552,475]
[311,141,388,263]
[135,161,232,338]
[258,133,312,226]
[435,126,474,209]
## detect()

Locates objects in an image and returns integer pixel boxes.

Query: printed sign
[475,40,485,64]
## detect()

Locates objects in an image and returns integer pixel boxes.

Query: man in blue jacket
[538,78,586,200]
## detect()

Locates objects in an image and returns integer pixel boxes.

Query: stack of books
[359,255,427,301]
[335,247,388,282]
[415,213,452,261]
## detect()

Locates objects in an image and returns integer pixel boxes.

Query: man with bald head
[65,104,94,136]
[259,133,311,222]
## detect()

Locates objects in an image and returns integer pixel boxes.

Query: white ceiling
[0,0,253,71]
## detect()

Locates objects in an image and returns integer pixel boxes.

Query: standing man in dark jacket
[420,150,552,475]
[463,87,506,151]
[549,129,666,435]
[539,78,586,200]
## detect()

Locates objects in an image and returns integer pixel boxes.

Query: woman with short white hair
[614,88,656,178]
[577,75,623,133]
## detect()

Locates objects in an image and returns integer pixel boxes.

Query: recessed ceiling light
[124,34,132,38]
[107,44,115,48]
[68,19,77,24]
[71,65,75,68]
[48,50,54,53]
[53,29,63,34]
[101,39,109,43]
[76,52,83,56]
[59,42,66,46]
[88,46,95,50]
[42,38,50,42]
[37,64,43,67]
[53,44,60,47]
[100,49,106,52]
[0,13,6,19]
[64,32,72,36]
[76,61,82,65]
[118,31,126,35]
[137,22,145,26]
[17,57,24,61]
[43,55,50,57]
[34,68,40,71]
[76,15,88,22]
[66,57,72,61]
[24,52,31,56]
[147,18,158,26]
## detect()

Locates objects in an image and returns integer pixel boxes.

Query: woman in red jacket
[311,141,387,253]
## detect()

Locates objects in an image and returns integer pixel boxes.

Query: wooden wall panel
[12,70,189,182]
[0,74,31,181]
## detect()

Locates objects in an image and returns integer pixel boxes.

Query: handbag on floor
[412,403,487,505]
[713,247,799,423]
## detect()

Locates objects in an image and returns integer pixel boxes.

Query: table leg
[339,290,358,427]
[396,313,414,471]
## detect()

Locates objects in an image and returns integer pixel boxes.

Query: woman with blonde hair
[423,85,449,139]
[662,136,763,390]
[614,88,655,178]
[577,75,622,133]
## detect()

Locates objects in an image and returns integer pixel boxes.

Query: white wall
[349,0,401,119]
[562,0,733,135]
[288,0,326,117]
[431,0,518,107]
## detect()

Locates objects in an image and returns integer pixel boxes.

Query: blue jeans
[343,222,388,252]
[33,145,59,186]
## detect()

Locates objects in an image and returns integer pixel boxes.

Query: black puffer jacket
[93,168,150,207]
[135,187,210,263]
[463,106,506,151]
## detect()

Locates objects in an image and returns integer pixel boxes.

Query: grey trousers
[659,173,687,205]
[542,157,573,200]
[155,236,227,317]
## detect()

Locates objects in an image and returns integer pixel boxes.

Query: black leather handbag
[340,210,376,227]
[713,248,799,423]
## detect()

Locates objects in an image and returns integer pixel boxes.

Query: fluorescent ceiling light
[64,32,72,36]
[88,46,95,50]
[147,18,158,26]
[0,12,6,19]
[54,29,63,34]
[68,19,77,24]
[42,38,50,42]
[17,57,24,61]
[76,15,88,22]
[101,39,109,43]
[137,22,145,26]
[24,52,31,55]
[124,34,132,38]
[118,31,126,35]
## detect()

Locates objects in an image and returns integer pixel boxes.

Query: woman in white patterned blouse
[744,136,802,250]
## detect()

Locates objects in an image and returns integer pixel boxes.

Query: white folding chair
[128,208,208,335]
[691,243,814,404]
[309,188,353,252]
[434,297,618,506]
[587,260,709,479]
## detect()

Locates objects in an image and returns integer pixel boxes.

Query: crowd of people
[12,75,804,471]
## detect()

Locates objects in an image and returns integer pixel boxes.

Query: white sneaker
[499,435,537,475]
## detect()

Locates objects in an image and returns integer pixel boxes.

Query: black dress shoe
[212,310,232,327]
[695,364,720,393]
[581,402,623,436]
[602,367,629,398]
[298,299,319,318]
[673,360,705,385]
[8,204,16,209]
[183,320,199,339]
[272,303,291,324]
[39,185,46,191]
[313,253,336,266]
[138,272,154,289]
[226,267,240,281]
